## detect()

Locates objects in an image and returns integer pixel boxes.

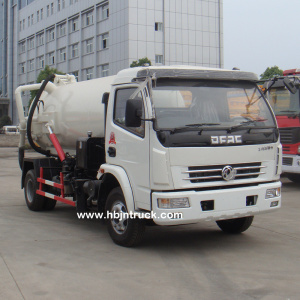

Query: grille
[282,146,290,152]
[184,162,265,183]
[279,128,293,144]
[282,157,293,166]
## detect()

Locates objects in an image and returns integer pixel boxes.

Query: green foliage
[0,115,12,128]
[130,57,152,68]
[260,66,283,80]
[28,65,65,109]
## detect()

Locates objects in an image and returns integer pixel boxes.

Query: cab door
[105,85,150,210]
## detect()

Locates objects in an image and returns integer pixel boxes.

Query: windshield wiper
[228,119,267,133]
[170,123,220,134]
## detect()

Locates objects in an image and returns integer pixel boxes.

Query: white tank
[31,75,116,154]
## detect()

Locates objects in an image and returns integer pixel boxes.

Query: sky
[223,0,300,77]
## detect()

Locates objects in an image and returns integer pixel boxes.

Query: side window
[114,88,145,137]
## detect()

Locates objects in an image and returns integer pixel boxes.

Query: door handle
[108,147,116,157]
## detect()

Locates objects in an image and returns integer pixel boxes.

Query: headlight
[266,188,281,199]
[157,197,190,209]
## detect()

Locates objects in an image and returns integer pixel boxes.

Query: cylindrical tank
[31,75,116,154]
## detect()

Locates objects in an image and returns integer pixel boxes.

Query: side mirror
[125,99,142,127]
[283,77,297,94]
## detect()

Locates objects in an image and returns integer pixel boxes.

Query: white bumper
[152,181,281,225]
[282,154,300,174]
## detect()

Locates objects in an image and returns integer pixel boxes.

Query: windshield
[267,87,300,115]
[151,79,276,131]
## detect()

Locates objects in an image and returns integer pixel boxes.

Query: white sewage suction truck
[15,66,282,246]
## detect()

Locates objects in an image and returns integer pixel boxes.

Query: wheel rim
[26,178,34,203]
[110,200,128,235]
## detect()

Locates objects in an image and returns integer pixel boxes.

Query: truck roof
[113,65,258,85]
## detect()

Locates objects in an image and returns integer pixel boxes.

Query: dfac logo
[222,166,236,181]
[211,135,242,145]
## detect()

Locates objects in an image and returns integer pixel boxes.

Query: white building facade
[3,0,223,123]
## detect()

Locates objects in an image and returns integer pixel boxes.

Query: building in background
[2,0,223,124]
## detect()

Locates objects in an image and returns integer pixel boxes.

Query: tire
[216,216,254,234]
[43,198,57,210]
[24,170,45,211]
[105,187,145,247]
[286,173,300,183]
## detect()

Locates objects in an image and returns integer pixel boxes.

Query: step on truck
[15,66,282,246]
[262,69,300,183]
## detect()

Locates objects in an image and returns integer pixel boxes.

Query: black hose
[26,74,57,157]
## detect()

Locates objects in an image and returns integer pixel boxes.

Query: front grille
[282,146,290,152]
[184,162,265,183]
[279,128,293,144]
[282,157,293,166]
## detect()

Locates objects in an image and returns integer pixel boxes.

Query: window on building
[47,28,55,41]
[37,56,45,69]
[58,0,61,11]
[22,19,25,30]
[101,64,109,77]
[70,43,79,58]
[31,14,34,25]
[20,62,26,74]
[155,22,163,31]
[62,0,65,9]
[47,52,55,65]
[27,37,35,50]
[86,67,93,80]
[101,33,109,49]
[28,16,30,27]
[71,70,79,81]
[84,10,93,26]
[29,59,35,71]
[47,5,50,16]
[51,2,54,15]
[70,0,78,4]
[58,23,66,37]
[86,38,93,54]
[101,3,109,20]
[155,55,163,64]
[19,21,22,31]
[19,41,26,53]
[58,48,66,62]
[70,17,79,32]
[37,11,40,22]
[41,8,43,20]
[37,33,44,46]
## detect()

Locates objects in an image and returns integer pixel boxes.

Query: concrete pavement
[0,147,299,300]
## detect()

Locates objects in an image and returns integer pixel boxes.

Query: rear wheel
[216,216,254,234]
[286,173,300,183]
[24,170,45,211]
[106,187,145,247]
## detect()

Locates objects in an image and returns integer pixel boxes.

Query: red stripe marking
[36,190,76,207]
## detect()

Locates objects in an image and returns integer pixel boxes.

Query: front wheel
[216,216,254,234]
[105,187,145,247]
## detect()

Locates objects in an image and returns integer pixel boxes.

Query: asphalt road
[0,147,299,300]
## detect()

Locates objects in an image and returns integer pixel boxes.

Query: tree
[0,115,12,128]
[130,57,152,68]
[260,66,283,80]
[28,65,65,108]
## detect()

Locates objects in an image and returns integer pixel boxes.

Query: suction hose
[26,74,58,158]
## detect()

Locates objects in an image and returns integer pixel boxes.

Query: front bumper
[152,181,281,225]
[282,154,300,174]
